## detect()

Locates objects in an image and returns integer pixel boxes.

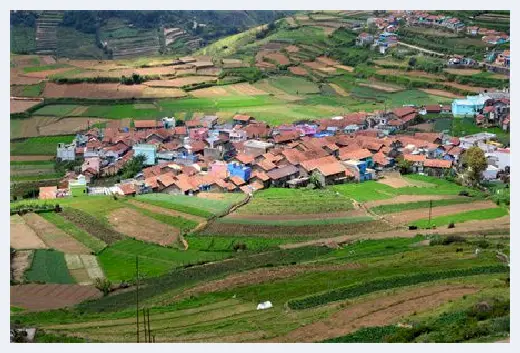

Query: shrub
[448,222,455,229]
[95,278,113,296]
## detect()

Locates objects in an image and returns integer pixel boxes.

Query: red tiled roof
[424,104,441,113]
[252,170,270,181]
[233,114,253,122]
[339,148,372,161]
[274,131,301,144]
[257,159,276,171]
[235,153,255,165]
[450,137,460,146]
[229,176,246,186]
[447,146,463,156]
[414,133,442,143]
[267,165,299,180]
[316,162,346,177]
[174,126,187,135]
[392,107,416,118]
[484,106,495,113]
[424,159,452,168]
[404,154,426,163]
[75,147,85,155]
[157,173,176,187]
[144,176,159,189]
[387,119,405,126]
[300,155,338,172]
[185,119,202,128]
[119,183,136,195]
[373,152,391,166]
[134,120,163,129]
[39,186,57,200]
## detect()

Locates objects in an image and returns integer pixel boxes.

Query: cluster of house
[451,90,510,131]
[447,55,477,68]
[465,26,510,45]
[40,99,509,200]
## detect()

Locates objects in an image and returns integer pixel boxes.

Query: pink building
[209,160,228,179]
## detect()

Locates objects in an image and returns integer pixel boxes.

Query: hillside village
[40,90,510,200]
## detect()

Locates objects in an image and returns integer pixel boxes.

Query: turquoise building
[133,144,157,166]
[451,95,488,117]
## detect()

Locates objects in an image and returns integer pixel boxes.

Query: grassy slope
[11,136,75,156]
[411,207,508,228]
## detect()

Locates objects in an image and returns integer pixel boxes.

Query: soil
[335,65,355,72]
[10,215,48,250]
[190,86,229,98]
[108,208,180,246]
[376,69,444,80]
[22,213,90,254]
[303,61,328,70]
[385,200,498,225]
[288,66,308,76]
[264,53,290,65]
[226,83,269,96]
[10,75,43,85]
[272,285,478,342]
[443,82,484,93]
[10,155,55,161]
[10,98,43,114]
[127,199,205,223]
[358,82,402,93]
[444,68,483,76]
[364,195,462,208]
[38,117,109,136]
[144,76,216,87]
[285,45,300,53]
[166,263,363,304]
[376,174,434,188]
[316,56,340,66]
[226,208,369,221]
[413,123,435,132]
[419,88,464,99]
[10,284,102,311]
[43,83,185,99]
[328,83,350,96]
[40,56,57,65]
[11,250,33,282]
[281,216,510,249]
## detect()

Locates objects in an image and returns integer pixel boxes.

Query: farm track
[383,200,497,225]
[11,284,102,311]
[280,216,510,249]
[270,285,478,342]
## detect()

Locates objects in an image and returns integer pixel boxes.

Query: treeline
[49,74,162,85]
[220,67,264,84]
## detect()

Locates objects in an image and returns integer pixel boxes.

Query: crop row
[78,245,333,313]
[287,265,509,310]
[60,208,124,245]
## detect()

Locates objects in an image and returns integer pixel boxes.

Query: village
[38,89,510,200]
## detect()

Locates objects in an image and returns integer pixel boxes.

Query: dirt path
[329,83,350,96]
[225,208,369,221]
[384,200,497,225]
[22,213,90,254]
[10,215,48,250]
[280,216,509,249]
[11,284,102,311]
[364,195,463,208]
[11,250,33,282]
[271,285,477,342]
[163,263,362,305]
[108,208,180,246]
[397,42,446,57]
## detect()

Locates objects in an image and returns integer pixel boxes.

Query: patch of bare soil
[413,123,434,132]
[10,155,55,161]
[376,174,434,188]
[11,250,33,282]
[10,98,43,114]
[38,118,109,136]
[364,195,461,208]
[329,83,350,96]
[10,215,48,250]
[273,285,478,342]
[385,200,498,225]
[419,88,464,99]
[226,209,369,221]
[22,213,90,254]
[108,208,180,246]
[166,263,363,304]
[127,199,205,223]
[10,284,102,311]
[358,82,402,93]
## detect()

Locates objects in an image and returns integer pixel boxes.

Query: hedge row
[287,265,509,310]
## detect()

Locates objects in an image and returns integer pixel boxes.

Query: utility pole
[136,256,139,343]
[143,308,148,343]
[428,199,433,227]
[147,308,151,343]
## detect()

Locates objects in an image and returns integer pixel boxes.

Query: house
[338,148,374,168]
[134,120,163,130]
[200,115,218,128]
[466,26,479,36]
[118,183,137,196]
[452,95,488,117]
[404,154,426,173]
[132,144,157,166]
[421,105,441,115]
[342,160,374,182]
[243,140,274,156]
[57,143,76,161]
[39,186,57,200]
[233,114,255,126]
[423,159,453,177]
[227,162,252,182]
[356,32,374,46]
[267,165,300,187]
[372,151,393,170]
[313,162,353,185]
[299,155,338,177]
[82,157,100,174]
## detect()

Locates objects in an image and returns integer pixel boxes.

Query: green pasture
[24,249,75,284]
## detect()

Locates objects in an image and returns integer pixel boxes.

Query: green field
[22,63,70,74]
[236,188,354,215]
[10,135,75,156]
[132,207,199,231]
[410,207,508,228]
[40,213,107,253]
[24,249,75,284]
[10,83,45,97]
[266,76,321,95]
[369,198,477,215]
[136,193,245,218]
[98,239,234,282]
[216,216,373,226]
[32,105,83,116]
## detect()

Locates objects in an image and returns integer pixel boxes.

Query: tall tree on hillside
[396,156,412,174]
[461,146,487,186]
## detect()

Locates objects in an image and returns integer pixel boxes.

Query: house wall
[227,163,252,181]
[133,146,156,166]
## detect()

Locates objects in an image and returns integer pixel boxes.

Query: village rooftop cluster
[40,90,511,200]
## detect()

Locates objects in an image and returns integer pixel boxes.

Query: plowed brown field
[11,284,102,311]
[10,215,48,250]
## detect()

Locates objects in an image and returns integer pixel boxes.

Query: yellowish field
[328,83,349,96]
[444,68,483,76]
[190,83,268,98]
[144,76,216,88]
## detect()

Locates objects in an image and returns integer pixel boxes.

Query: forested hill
[10,10,294,58]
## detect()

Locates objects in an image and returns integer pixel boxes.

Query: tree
[408,56,417,67]
[461,146,487,186]
[119,154,147,179]
[309,170,324,189]
[396,156,413,174]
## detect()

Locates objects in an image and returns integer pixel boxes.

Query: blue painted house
[451,95,488,117]
[132,144,157,166]
[227,163,252,182]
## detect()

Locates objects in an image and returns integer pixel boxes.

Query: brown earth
[142,87,187,98]
[10,98,43,114]
[22,213,90,254]
[264,53,290,65]
[127,199,205,223]
[10,155,55,161]
[10,284,102,311]
[272,285,477,342]
[303,61,328,70]
[37,117,109,136]
[143,76,216,87]
[413,123,435,132]
[444,68,483,76]
[281,216,510,249]
[420,88,464,99]
[43,83,186,99]
[288,66,308,76]
[316,56,340,66]
[328,83,349,96]
[190,86,229,98]
[166,263,363,304]
[335,64,355,72]
[11,250,33,282]
[23,67,73,79]
[443,82,484,93]
[227,208,368,221]
[10,215,48,250]
[10,75,43,85]
[40,56,57,65]
[108,208,180,246]
[385,200,498,225]
[196,67,222,76]
[376,68,444,80]
[376,174,434,188]
[358,82,403,93]
[225,83,269,96]
[285,45,300,53]
[364,195,462,208]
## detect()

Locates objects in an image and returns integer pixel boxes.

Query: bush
[95,278,113,296]
[448,222,455,229]
[458,190,470,197]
